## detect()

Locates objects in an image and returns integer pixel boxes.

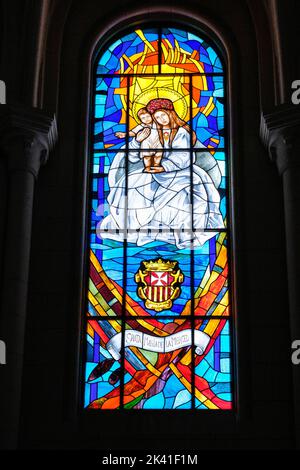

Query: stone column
[261,104,300,447]
[0,105,57,449]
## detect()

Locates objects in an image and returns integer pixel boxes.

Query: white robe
[99,127,224,248]
[131,124,160,153]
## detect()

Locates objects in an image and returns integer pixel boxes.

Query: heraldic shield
[135,259,184,312]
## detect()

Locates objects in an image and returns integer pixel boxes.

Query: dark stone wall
[0,0,299,449]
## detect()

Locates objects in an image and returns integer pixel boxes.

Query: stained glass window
[84,25,233,410]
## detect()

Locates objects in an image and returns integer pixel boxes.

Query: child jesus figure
[115,107,162,172]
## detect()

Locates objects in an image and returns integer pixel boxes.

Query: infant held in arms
[115,107,162,172]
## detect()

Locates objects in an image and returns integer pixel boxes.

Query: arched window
[84,24,232,410]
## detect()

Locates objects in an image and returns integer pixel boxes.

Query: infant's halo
[132,87,187,123]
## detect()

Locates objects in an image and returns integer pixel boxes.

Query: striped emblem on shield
[145,285,172,302]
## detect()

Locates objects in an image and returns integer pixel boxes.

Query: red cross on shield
[150,271,169,286]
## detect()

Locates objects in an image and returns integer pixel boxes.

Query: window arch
[84,23,232,410]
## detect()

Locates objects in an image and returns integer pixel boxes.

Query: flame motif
[113,29,214,130]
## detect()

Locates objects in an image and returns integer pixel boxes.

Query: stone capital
[260,104,300,175]
[0,104,57,178]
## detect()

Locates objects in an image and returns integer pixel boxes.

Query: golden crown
[142,258,177,272]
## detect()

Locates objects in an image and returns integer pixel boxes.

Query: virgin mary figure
[99,98,224,248]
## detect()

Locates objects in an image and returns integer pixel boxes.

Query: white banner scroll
[106,328,210,361]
